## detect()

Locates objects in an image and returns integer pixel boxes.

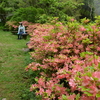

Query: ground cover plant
[26,16,100,100]
[0,30,41,100]
[0,30,29,100]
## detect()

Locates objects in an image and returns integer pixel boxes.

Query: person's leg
[18,32,23,39]
[18,32,21,39]
[18,34,22,39]
[20,32,23,39]
[18,34,20,39]
[19,34,22,39]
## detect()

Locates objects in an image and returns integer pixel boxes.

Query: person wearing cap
[17,22,26,39]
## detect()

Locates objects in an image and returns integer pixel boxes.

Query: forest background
[0,0,99,26]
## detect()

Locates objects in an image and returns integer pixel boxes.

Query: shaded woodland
[0,0,97,25]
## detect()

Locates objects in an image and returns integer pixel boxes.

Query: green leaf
[43,35,52,40]
[34,78,38,82]
[96,93,100,97]
[80,52,86,58]
[82,38,92,44]
[86,72,92,77]
[75,77,82,81]
[62,95,67,100]
[80,52,93,58]
[75,94,80,100]
[82,88,91,91]
[93,77,99,81]
[84,92,93,96]
[96,82,100,86]
[79,86,91,91]
[78,86,84,88]
[98,63,100,69]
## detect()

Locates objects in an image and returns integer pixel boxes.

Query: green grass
[0,30,31,100]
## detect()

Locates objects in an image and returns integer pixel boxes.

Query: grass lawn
[0,30,31,100]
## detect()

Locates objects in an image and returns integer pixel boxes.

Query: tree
[0,0,7,24]
[80,0,94,20]
[35,0,84,20]
[10,7,38,23]
[61,0,84,20]
[0,7,6,24]
[94,0,100,15]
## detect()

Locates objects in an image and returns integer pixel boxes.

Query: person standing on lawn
[17,22,25,39]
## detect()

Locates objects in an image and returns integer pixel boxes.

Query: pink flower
[30,84,37,91]
[80,95,95,100]
[78,45,83,49]
[70,18,75,22]
[86,47,90,51]
[74,49,79,54]
[89,85,98,96]
[31,66,37,71]
[97,31,100,34]
[38,78,45,86]
[65,73,70,79]
[79,26,86,31]
[69,79,76,88]
[53,49,58,52]
[68,94,76,100]
[57,32,62,37]
[39,88,44,95]
[82,76,91,86]
[52,73,56,77]
[92,71,100,81]
[57,74,65,79]
[60,49,70,53]
[91,25,96,29]
[68,44,73,48]
[97,47,100,51]
[97,97,100,100]
[46,89,51,96]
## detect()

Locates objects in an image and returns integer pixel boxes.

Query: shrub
[5,21,18,31]
[5,21,32,31]
[35,14,53,24]
[10,7,38,23]
[26,17,100,100]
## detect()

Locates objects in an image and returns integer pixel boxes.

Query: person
[17,22,25,39]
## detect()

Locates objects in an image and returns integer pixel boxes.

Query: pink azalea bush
[5,21,18,31]
[5,21,31,31]
[26,17,100,100]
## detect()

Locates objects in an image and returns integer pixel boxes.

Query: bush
[10,7,38,23]
[20,53,42,100]
[35,14,54,24]
[5,21,32,32]
[26,16,100,100]
[4,21,18,31]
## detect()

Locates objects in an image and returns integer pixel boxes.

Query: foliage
[10,7,38,23]
[0,0,20,21]
[26,16,100,100]
[5,20,32,31]
[5,21,18,31]
[0,30,41,100]
[36,0,84,20]
[35,14,51,24]
[1,0,96,24]
[80,0,94,20]
[0,30,30,100]
[95,16,100,25]
[9,0,83,24]
[0,6,6,24]
[94,0,100,15]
